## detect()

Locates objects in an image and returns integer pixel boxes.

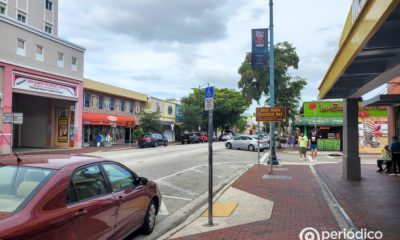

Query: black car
[181,133,199,144]
[138,133,168,148]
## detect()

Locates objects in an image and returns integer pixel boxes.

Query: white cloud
[58,0,352,108]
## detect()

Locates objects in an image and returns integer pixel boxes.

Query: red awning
[82,112,136,127]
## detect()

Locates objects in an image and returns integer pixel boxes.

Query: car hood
[0,212,14,221]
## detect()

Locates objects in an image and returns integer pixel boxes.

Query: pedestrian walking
[309,131,318,162]
[298,132,308,162]
[390,136,400,175]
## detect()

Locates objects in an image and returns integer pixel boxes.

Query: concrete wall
[0,18,84,81]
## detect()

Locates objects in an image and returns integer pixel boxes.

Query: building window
[99,96,104,109]
[0,3,6,15]
[17,11,26,23]
[16,38,26,56]
[57,52,64,67]
[45,0,53,11]
[114,99,121,112]
[121,100,125,112]
[110,98,115,111]
[84,92,90,107]
[36,45,44,61]
[124,101,131,113]
[91,95,99,108]
[71,57,77,71]
[103,97,111,110]
[45,24,52,34]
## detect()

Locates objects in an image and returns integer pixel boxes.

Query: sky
[58,0,352,113]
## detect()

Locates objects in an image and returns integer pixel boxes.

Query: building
[0,0,85,154]
[82,79,148,146]
[295,101,388,153]
[145,97,178,142]
[318,0,400,180]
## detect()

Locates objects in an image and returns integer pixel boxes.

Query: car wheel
[154,141,158,147]
[248,145,255,151]
[260,149,265,152]
[226,143,232,149]
[142,200,157,234]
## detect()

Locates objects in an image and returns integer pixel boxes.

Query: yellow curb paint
[201,203,239,217]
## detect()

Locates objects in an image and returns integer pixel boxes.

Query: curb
[157,158,264,240]
[309,164,363,240]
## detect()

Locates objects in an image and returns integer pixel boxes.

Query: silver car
[225,135,269,151]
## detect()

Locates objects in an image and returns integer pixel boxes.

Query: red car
[193,132,208,143]
[0,154,161,240]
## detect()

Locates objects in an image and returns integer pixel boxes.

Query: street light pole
[268,0,279,164]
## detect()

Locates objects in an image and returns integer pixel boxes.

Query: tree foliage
[181,88,248,132]
[140,111,162,133]
[238,42,307,124]
[234,116,248,133]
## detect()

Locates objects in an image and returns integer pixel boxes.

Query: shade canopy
[363,94,400,106]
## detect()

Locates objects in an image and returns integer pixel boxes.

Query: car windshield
[0,165,53,213]
[142,134,152,138]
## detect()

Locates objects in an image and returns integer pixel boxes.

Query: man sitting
[377,145,391,173]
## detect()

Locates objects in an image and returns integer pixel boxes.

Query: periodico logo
[299,227,383,240]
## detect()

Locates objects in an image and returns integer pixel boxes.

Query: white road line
[162,195,192,201]
[158,200,169,216]
[156,180,199,196]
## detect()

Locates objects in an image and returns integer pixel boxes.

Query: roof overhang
[319,0,400,99]
[362,94,400,106]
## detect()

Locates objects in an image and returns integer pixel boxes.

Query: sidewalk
[164,164,340,240]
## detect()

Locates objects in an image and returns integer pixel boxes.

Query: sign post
[204,86,214,226]
[256,107,286,174]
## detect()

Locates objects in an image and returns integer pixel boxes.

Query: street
[87,142,261,239]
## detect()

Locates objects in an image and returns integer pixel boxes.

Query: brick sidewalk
[315,163,400,240]
[175,165,339,240]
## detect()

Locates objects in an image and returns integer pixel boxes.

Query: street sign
[256,107,286,122]
[205,98,214,111]
[3,113,13,123]
[13,113,23,125]
[205,86,214,99]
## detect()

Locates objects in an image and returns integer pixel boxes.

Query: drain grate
[262,175,292,180]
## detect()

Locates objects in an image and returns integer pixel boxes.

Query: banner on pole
[251,28,268,68]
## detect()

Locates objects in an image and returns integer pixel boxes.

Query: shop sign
[303,102,387,118]
[14,77,76,98]
[3,113,13,123]
[107,116,117,122]
[256,107,286,122]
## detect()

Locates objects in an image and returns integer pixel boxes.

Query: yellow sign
[256,107,286,122]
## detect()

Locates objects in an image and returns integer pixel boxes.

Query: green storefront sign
[303,101,387,117]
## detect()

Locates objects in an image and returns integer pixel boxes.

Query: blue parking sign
[205,87,214,99]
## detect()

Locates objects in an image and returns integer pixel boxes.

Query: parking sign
[205,87,214,99]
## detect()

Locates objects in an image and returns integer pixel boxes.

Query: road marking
[189,168,225,178]
[158,200,169,216]
[156,180,199,196]
[162,195,192,201]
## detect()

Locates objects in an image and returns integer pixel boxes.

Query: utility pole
[268,0,279,165]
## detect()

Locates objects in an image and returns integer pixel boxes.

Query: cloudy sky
[59,0,352,111]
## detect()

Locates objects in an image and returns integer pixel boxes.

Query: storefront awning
[294,117,343,127]
[82,112,136,127]
[319,1,400,99]
[363,94,400,106]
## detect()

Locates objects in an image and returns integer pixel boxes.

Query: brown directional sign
[256,107,286,122]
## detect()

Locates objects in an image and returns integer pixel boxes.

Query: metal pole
[268,0,278,165]
[270,122,273,174]
[129,127,132,148]
[208,109,213,226]
[257,121,260,165]
[10,123,14,150]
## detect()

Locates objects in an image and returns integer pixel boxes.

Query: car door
[102,163,149,239]
[243,136,252,149]
[231,136,242,149]
[67,164,117,240]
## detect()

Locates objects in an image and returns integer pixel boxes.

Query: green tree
[234,116,248,133]
[181,88,248,134]
[140,111,162,133]
[238,41,307,125]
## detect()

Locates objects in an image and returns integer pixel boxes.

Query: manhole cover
[262,175,292,180]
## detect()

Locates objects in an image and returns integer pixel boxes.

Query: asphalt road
[87,141,262,239]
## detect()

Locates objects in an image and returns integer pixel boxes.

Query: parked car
[193,132,208,143]
[138,133,168,148]
[0,154,161,239]
[225,135,269,151]
[219,133,234,141]
[181,133,199,144]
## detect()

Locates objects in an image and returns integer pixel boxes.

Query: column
[343,98,361,180]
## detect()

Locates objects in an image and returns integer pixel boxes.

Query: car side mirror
[139,177,148,185]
